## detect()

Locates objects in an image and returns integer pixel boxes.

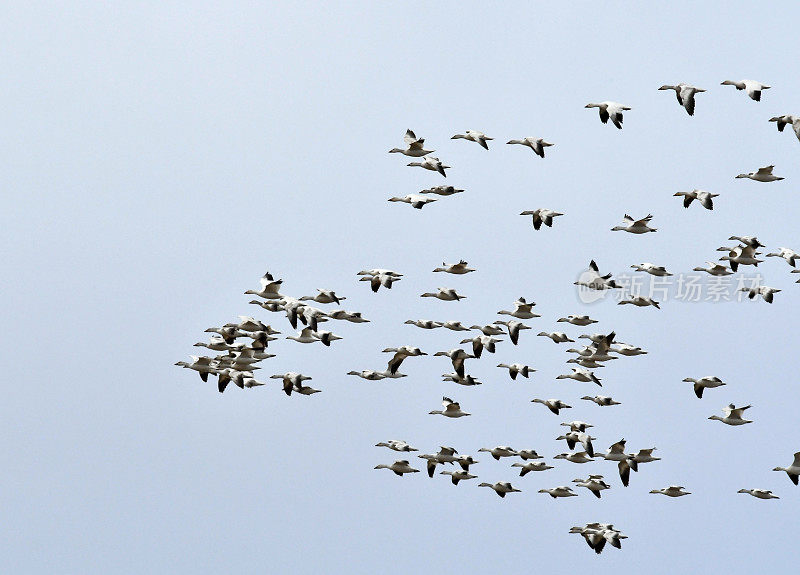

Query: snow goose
[478,446,519,460]
[674,189,718,210]
[683,376,726,398]
[388,129,433,157]
[539,486,578,498]
[434,446,460,464]
[417,454,442,477]
[585,101,631,129]
[556,431,596,456]
[557,315,598,326]
[650,486,691,497]
[554,452,594,464]
[407,156,449,177]
[492,320,531,345]
[442,373,482,386]
[618,295,661,309]
[420,185,464,196]
[421,287,466,301]
[512,461,554,476]
[632,449,660,464]
[497,363,535,380]
[708,404,753,426]
[520,208,564,230]
[729,235,765,248]
[439,320,469,331]
[460,335,502,358]
[328,309,370,323]
[765,247,800,267]
[434,348,475,378]
[359,272,401,292]
[557,368,602,386]
[517,449,544,460]
[538,331,574,344]
[478,482,522,498]
[451,130,493,150]
[454,454,479,471]
[244,272,284,300]
[387,194,437,209]
[531,398,572,415]
[610,343,647,356]
[405,319,442,330]
[574,260,621,290]
[658,83,706,115]
[769,114,800,141]
[175,356,219,382]
[718,245,763,271]
[721,79,770,101]
[735,165,784,182]
[269,372,312,396]
[498,297,539,319]
[739,285,781,303]
[193,337,239,353]
[471,324,505,336]
[506,137,553,157]
[440,470,477,485]
[570,525,608,554]
[292,383,321,395]
[357,268,402,278]
[611,214,657,233]
[602,439,636,468]
[347,370,387,381]
[249,299,284,313]
[567,357,605,369]
[311,330,341,347]
[631,262,672,276]
[773,452,800,485]
[374,460,420,476]
[383,346,426,374]
[203,326,241,345]
[737,489,779,499]
[433,260,475,274]
[573,475,611,498]
[375,440,418,452]
[562,421,594,432]
[581,395,621,407]
[429,396,470,418]
[299,290,345,305]
[693,261,733,276]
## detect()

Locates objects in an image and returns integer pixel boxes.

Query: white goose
[765,247,800,267]
[388,129,433,157]
[739,285,781,303]
[538,486,578,498]
[429,396,470,418]
[506,137,554,157]
[618,295,660,309]
[674,189,718,210]
[721,79,770,101]
[440,320,471,331]
[573,475,611,498]
[769,114,800,142]
[407,156,449,177]
[631,262,672,276]
[650,486,691,497]
[735,165,784,182]
[682,376,725,398]
[512,461,554,476]
[708,404,753,426]
[773,452,800,485]
[421,287,466,301]
[478,481,522,497]
[433,348,475,378]
[554,452,594,464]
[497,363,535,380]
[538,331,575,344]
[433,260,475,274]
[452,130,493,150]
[585,101,631,129]
[405,319,442,330]
[492,320,531,345]
[460,334,502,358]
[557,368,602,386]
[531,398,572,415]
[737,488,779,499]
[581,395,621,407]
[347,370,387,381]
[498,297,539,319]
[557,315,597,326]
[658,83,706,115]
[375,440,417,452]
[610,343,647,356]
[612,213,657,233]
[359,272,401,292]
[574,260,621,290]
[420,185,464,196]
[244,272,284,300]
[692,261,733,276]
[299,289,345,305]
[440,470,477,485]
[374,460,420,476]
[520,208,564,230]
[478,446,518,460]
[387,194,437,209]
[383,346,426,374]
[269,372,312,396]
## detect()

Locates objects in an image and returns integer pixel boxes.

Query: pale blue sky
[3,2,799,573]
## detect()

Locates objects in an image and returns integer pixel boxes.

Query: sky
[3,2,799,573]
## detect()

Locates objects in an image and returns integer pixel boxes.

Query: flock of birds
[177,78,800,555]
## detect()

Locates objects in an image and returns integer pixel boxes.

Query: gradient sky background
[4,2,799,573]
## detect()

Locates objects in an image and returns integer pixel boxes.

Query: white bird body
[769,114,800,141]
[497,363,534,380]
[478,481,521,497]
[498,297,539,319]
[683,376,725,398]
[420,185,464,196]
[389,129,434,157]
[735,165,783,182]
[557,368,602,386]
[557,315,597,326]
[585,101,631,129]
[520,208,564,230]
[674,189,718,210]
[407,156,450,177]
[650,485,691,497]
[708,404,753,426]
[658,83,706,115]
[773,452,800,485]
[512,461,554,476]
[374,460,420,476]
[721,79,770,101]
[531,398,572,415]
[433,260,475,274]
[421,287,466,301]
[765,247,800,267]
[452,129,493,150]
[612,213,657,233]
[478,446,518,460]
[388,194,437,209]
[739,285,781,304]
[631,262,672,276]
[539,486,578,498]
[507,137,553,157]
[429,396,470,418]
[693,261,733,276]
[738,488,779,499]
[619,295,661,309]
